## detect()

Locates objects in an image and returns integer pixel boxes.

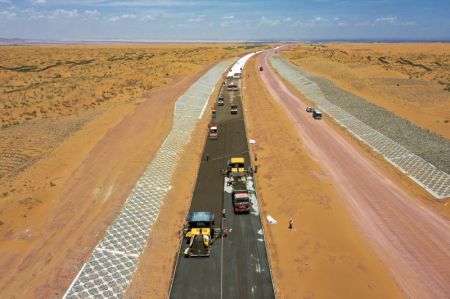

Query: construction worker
[289,219,293,229]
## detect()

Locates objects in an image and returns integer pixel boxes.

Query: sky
[0,0,449,41]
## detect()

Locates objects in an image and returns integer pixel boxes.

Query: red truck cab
[232,192,250,213]
[231,180,250,213]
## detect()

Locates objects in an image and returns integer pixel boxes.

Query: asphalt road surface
[259,50,450,299]
[169,74,274,299]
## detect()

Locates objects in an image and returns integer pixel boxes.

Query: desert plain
[0,43,449,298]
[0,43,265,298]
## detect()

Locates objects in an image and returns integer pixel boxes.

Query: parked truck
[231,178,251,213]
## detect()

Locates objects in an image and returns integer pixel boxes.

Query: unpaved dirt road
[259,50,450,299]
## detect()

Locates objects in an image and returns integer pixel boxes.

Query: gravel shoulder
[276,55,450,174]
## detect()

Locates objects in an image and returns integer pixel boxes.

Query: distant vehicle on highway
[227,82,239,91]
[217,97,224,106]
[209,124,218,140]
[306,106,313,112]
[230,103,238,114]
[312,109,322,119]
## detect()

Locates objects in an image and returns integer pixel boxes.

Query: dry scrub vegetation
[282,43,450,138]
[0,44,265,181]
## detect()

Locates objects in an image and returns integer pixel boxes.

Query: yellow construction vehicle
[183,212,215,258]
[227,157,245,176]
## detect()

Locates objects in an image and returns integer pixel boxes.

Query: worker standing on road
[206,153,209,161]
[222,208,226,219]
[289,219,293,229]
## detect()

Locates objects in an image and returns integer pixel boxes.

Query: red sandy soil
[0,62,217,298]
[255,50,450,299]
[242,54,405,298]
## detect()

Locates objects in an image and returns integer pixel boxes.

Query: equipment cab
[228,157,245,175]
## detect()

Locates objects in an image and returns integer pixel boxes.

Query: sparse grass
[0,44,268,180]
[281,43,450,139]
[0,44,265,127]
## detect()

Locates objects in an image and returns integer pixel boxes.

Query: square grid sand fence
[270,55,450,200]
[64,60,231,299]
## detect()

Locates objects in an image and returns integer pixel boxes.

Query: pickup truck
[231,180,250,213]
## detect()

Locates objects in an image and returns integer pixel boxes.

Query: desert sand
[0,44,265,297]
[281,43,450,139]
[125,68,226,299]
[1,43,446,297]
[241,54,405,298]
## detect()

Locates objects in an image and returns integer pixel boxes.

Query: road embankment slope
[258,50,450,299]
[242,53,405,298]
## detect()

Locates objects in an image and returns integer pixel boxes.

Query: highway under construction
[169,55,275,299]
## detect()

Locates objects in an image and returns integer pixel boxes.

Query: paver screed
[270,55,450,200]
[63,60,232,299]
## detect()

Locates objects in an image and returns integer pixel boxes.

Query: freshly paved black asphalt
[169,76,275,299]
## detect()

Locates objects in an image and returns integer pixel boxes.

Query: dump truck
[217,96,225,106]
[227,157,245,176]
[231,178,251,213]
[183,212,216,257]
[230,104,238,114]
[209,124,218,139]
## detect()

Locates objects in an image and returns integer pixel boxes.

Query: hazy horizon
[1,0,449,41]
